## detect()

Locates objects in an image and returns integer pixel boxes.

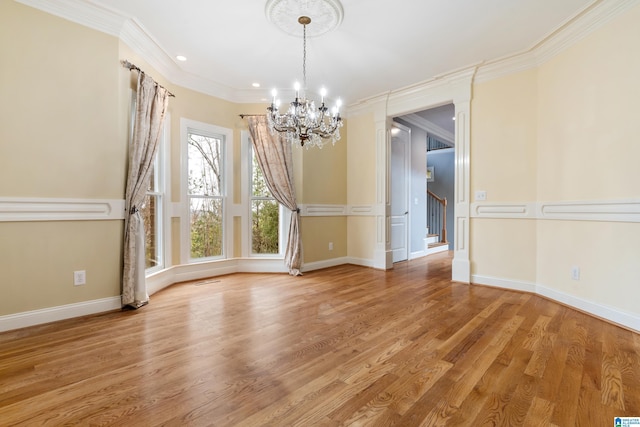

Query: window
[131,92,167,273]
[142,155,163,270]
[250,147,280,255]
[186,126,227,260]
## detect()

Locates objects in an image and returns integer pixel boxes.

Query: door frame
[363,67,474,282]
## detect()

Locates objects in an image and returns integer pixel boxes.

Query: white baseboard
[302,257,350,272]
[410,249,428,260]
[472,274,640,333]
[0,296,121,333]
[345,256,377,269]
[147,258,289,295]
[536,283,640,333]
[472,274,537,293]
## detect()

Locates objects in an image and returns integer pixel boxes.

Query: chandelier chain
[302,23,307,93]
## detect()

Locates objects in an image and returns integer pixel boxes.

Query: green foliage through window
[188,131,224,259]
[251,149,279,254]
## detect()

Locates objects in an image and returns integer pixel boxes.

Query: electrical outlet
[475,190,487,201]
[329,242,334,251]
[571,266,580,281]
[74,270,86,286]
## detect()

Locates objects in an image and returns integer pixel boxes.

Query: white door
[390,124,410,263]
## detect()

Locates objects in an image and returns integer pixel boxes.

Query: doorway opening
[393,103,455,261]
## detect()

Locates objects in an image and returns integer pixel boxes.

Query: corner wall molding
[471,198,640,223]
[0,197,125,222]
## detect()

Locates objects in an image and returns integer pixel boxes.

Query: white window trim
[145,114,171,275]
[180,118,233,264]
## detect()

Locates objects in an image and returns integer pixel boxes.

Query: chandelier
[267,16,343,148]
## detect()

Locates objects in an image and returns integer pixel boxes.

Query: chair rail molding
[471,198,640,223]
[0,197,125,222]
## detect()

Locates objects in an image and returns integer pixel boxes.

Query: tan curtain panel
[247,116,302,276]
[122,72,170,307]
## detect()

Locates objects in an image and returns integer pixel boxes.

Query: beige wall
[298,121,348,262]
[0,2,124,316]
[535,3,640,313]
[0,2,122,198]
[301,217,347,262]
[346,112,377,204]
[470,3,640,318]
[346,112,378,261]
[470,69,538,283]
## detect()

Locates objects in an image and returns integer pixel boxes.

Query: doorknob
[404,211,408,215]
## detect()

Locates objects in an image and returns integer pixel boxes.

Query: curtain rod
[121,60,175,98]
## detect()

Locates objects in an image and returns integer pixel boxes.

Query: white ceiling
[60,0,596,105]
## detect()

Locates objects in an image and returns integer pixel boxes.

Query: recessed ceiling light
[452,117,456,120]
[252,82,261,88]
[176,55,187,62]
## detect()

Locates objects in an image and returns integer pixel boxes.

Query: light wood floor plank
[1,252,639,426]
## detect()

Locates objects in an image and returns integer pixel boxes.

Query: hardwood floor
[1,252,640,426]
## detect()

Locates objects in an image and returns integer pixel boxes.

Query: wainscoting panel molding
[300,204,347,216]
[470,202,536,219]
[298,204,382,217]
[538,199,640,223]
[0,197,126,222]
[471,198,640,223]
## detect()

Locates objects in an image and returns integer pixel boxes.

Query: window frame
[180,119,233,264]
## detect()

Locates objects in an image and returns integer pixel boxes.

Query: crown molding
[16,0,124,36]
[475,0,640,83]
[399,114,455,145]
[533,0,640,65]
[18,0,640,103]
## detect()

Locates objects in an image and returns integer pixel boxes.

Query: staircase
[425,189,449,255]
[425,229,449,255]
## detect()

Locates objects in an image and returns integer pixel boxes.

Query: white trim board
[471,198,640,223]
[0,197,125,222]
[472,275,640,333]
[298,204,383,217]
[0,296,121,333]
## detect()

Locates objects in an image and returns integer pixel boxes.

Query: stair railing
[427,190,448,244]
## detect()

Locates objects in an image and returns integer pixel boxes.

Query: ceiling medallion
[265,0,344,38]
